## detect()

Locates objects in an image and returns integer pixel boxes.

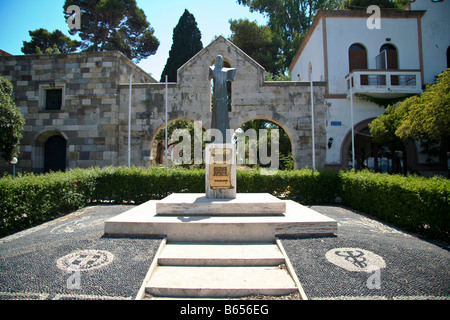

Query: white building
[289,0,449,174]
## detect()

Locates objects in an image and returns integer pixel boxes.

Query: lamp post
[10,157,18,177]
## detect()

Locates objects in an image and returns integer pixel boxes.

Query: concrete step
[146,265,298,298]
[158,242,285,266]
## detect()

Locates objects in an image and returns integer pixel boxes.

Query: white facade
[289,0,449,172]
[409,0,450,84]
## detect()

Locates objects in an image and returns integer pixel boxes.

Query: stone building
[0,51,155,173]
[1,36,326,173]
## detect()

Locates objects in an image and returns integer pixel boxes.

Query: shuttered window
[348,44,368,72]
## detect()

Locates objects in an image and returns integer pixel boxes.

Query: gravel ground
[281,206,450,300]
[0,204,448,301]
[0,205,162,300]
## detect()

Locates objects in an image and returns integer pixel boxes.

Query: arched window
[380,43,398,69]
[348,43,368,72]
[44,135,66,172]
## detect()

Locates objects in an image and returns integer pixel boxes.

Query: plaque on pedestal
[205,143,236,199]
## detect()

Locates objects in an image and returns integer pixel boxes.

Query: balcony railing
[346,70,422,98]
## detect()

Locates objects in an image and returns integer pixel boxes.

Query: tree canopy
[228,19,284,76]
[21,28,81,54]
[160,9,203,82]
[344,0,403,10]
[63,0,159,62]
[237,0,343,70]
[0,76,25,162]
[369,69,450,173]
[396,69,450,143]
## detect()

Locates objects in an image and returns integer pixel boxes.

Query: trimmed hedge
[0,167,448,243]
[339,170,449,243]
[0,169,92,235]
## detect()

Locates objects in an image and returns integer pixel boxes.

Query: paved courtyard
[0,204,448,300]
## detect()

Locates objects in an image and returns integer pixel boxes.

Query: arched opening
[44,135,67,173]
[33,130,68,173]
[150,119,206,167]
[348,43,368,72]
[235,119,293,170]
[342,119,416,174]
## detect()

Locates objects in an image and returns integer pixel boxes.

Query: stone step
[145,265,298,298]
[158,242,285,266]
[156,193,286,216]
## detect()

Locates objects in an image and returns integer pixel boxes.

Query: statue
[206,55,237,199]
[209,55,236,143]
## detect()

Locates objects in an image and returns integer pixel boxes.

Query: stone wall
[118,37,327,169]
[1,38,326,173]
[0,51,154,173]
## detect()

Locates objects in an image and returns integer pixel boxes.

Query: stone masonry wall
[0,51,154,173]
[118,37,327,169]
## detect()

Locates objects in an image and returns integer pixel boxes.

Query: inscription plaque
[209,148,232,189]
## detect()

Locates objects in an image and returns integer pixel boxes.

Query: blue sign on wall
[330,121,342,126]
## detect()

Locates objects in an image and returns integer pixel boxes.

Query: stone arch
[234,115,297,169]
[33,130,68,173]
[340,118,418,172]
[149,116,207,166]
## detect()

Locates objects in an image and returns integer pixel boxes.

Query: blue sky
[0,0,267,80]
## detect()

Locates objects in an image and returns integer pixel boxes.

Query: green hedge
[0,169,92,235]
[339,170,449,243]
[0,167,448,243]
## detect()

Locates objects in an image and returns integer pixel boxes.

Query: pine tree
[22,28,81,54]
[63,0,159,62]
[160,9,203,82]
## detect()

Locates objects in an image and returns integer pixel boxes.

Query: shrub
[91,166,204,203]
[339,170,449,242]
[0,169,91,236]
[0,167,448,243]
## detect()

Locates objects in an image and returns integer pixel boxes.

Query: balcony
[346,70,423,98]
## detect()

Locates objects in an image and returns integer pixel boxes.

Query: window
[379,44,398,70]
[45,89,62,110]
[348,43,368,72]
[39,83,65,111]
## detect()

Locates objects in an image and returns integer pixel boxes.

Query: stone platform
[104,193,337,242]
[156,193,285,216]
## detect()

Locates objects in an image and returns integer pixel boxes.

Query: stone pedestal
[205,143,236,199]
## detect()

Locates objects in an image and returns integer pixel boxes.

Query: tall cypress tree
[160,9,203,82]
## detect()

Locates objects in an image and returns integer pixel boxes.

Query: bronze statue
[209,55,236,143]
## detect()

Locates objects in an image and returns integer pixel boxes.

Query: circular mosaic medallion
[56,249,114,272]
[325,247,386,272]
